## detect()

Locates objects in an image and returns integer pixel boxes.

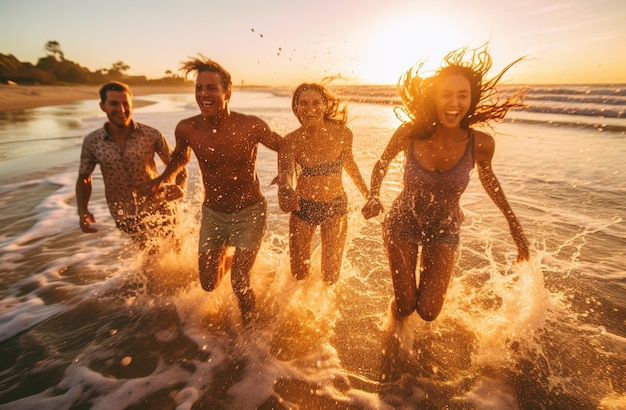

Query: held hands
[162,184,184,201]
[361,197,383,220]
[79,211,97,233]
[278,186,300,213]
[140,177,164,197]
[138,177,185,202]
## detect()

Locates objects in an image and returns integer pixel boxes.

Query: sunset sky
[1,0,625,86]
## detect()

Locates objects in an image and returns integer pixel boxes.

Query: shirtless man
[76,81,186,252]
[151,57,282,324]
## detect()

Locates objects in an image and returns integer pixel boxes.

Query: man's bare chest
[189,134,257,164]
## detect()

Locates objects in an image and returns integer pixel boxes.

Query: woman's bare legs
[289,213,317,280]
[320,214,348,284]
[385,236,457,321]
[416,243,457,321]
[385,236,419,319]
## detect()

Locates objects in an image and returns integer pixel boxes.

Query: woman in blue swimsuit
[362,45,530,321]
[278,83,369,284]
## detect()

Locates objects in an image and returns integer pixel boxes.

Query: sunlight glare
[358,11,478,84]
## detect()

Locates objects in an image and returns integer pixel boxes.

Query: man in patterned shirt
[76,81,186,252]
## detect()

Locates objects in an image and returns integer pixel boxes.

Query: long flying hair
[396,44,526,139]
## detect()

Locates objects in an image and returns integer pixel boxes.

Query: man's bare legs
[199,246,256,324]
[230,247,258,324]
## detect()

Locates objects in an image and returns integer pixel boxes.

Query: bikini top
[299,152,344,177]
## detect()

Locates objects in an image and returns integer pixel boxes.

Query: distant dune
[0,84,194,112]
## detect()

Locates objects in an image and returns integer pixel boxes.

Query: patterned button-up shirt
[78,120,173,219]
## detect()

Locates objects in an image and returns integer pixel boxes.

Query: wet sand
[0,84,194,112]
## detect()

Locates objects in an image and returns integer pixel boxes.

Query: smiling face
[434,73,471,129]
[295,88,326,127]
[100,90,133,128]
[195,71,230,117]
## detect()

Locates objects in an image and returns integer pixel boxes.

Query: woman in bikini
[278,83,369,284]
[361,45,530,321]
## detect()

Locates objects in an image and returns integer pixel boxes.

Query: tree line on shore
[0,41,186,87]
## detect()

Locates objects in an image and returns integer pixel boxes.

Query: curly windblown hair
[396,44,526,137]
[292,82,348,125]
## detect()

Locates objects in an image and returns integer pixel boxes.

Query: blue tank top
[400,132,475,229]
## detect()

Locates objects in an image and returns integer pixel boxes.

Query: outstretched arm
[475,132,529,261]
[277,135,300,213]
[156,133,188,199]
[151,123,192,194]
[361,124,408,219]
[257,118,283,152]
[342,128,369,199]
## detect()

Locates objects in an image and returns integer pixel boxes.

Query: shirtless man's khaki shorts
[198,200,267,254]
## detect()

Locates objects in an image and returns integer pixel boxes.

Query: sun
[356,11,479,84]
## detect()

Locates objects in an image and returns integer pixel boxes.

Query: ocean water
[0,84,624,409]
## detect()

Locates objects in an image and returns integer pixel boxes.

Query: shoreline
[0,84,196,112]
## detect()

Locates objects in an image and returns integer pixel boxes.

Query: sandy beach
[0,84,195,112]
